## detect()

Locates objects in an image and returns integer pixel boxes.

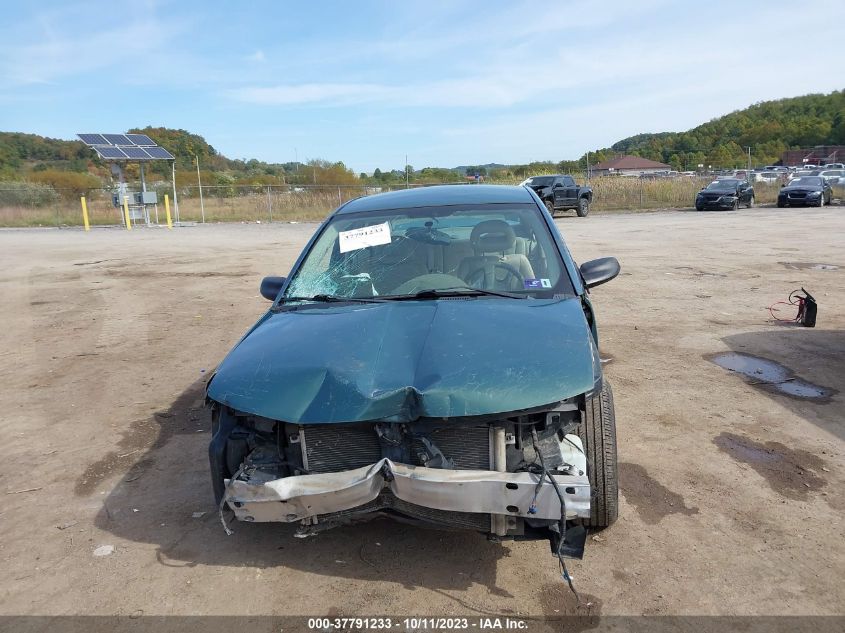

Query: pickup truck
[522,174,593,217]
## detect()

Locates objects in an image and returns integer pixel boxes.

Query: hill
[1,90,843,188]
[592,90,845,170]
[0,127,359,188]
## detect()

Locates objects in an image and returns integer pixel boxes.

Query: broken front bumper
[224,459,591,527]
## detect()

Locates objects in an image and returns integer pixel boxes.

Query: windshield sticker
[339,222,392,253]
[524,278,552,289]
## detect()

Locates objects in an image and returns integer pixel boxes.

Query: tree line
[1,90,843,194]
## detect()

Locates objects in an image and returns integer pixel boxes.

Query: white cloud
[231,82,389,105]
[0,6,182,87]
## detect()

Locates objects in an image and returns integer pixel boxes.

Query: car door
[562,176,577,207]
[552,177,567,208]
[738,181,751,204]
[824,177,834,202]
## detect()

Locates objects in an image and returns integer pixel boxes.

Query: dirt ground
[1,206,843,621]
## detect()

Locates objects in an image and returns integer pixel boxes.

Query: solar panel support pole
[171,161,180,224]
[196,155,205,223]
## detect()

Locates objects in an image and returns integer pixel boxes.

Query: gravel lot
[1,206,843,621]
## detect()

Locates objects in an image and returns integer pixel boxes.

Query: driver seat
[456,220,535,290]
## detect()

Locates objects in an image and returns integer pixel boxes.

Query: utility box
[134,191,157,205]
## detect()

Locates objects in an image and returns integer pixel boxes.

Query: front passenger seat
[456,220,535,290]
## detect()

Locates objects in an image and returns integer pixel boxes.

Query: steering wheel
[466,262,524,290]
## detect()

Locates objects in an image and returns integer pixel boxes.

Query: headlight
[808,191,821,196]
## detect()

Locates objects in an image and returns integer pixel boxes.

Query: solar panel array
[76,132,174,161]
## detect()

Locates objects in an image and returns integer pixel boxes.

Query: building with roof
[781,146,845,167]
[591,155,672,176]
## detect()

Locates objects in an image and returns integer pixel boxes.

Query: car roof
[336,184,536,214]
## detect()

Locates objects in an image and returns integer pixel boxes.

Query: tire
[818,195,825,207]
[695,205,703,211]
[731,198,738,210]
[747,195,755,209]
[544,200,555,216]
[576,197,590,217]
[777,201,785,208]
[577,381,618,529]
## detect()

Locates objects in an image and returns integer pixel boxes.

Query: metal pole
[171,160,180,224]
[195,155,205,223]
[405,154,409,188]
[267,186,273,223]
[80,196,90,231]
[122,196,132,230]
[164,194,173,229]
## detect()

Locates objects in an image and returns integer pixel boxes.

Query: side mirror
[260,276,287,301]
[580,257,620,289]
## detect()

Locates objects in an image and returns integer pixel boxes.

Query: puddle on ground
[779,261,839,271]
[709,352,833,402]
[714,432,826,499]
[619,463,699,524]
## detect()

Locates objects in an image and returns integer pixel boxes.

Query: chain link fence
[0,178,817,228]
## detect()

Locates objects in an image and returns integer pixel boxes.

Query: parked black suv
[695,179,754,211]
[524,174,593,217]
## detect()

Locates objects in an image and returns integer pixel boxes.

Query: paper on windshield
[339,222,392,253]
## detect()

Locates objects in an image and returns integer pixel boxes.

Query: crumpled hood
[207,297,599,424]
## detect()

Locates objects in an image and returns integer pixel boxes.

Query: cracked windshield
[285,204,572,299]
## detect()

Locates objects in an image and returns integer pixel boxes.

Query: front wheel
[731,198,739,210]
[747,195,755,209]
[577,382,618,529]
[544,200,555,216]
[818,195,825,207]
[576,197,591,217]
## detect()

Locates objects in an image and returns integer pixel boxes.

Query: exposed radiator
[300,423,492,474]
[410,425,491,470]
[301,424,381,474]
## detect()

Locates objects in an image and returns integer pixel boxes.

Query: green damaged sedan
[206,184,620,560]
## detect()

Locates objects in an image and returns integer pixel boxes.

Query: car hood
[781,186,821,192]
[207,297,600,424]
[699,189,736,195]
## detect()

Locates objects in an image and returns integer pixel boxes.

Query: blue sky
[1,1,843,172]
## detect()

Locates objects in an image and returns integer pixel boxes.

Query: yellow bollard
[80,196,90,231]
[122,196,132,231]
[164,194,173,229]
